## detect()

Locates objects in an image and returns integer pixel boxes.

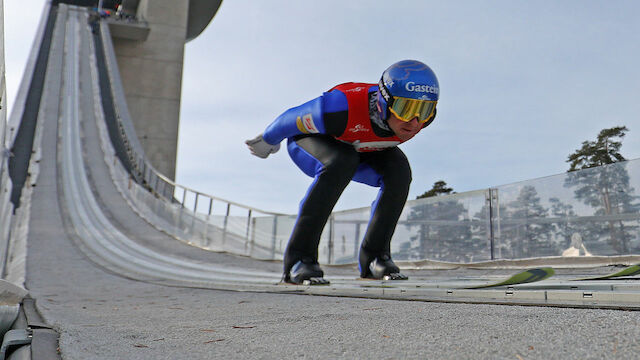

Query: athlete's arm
[261,90,348,145]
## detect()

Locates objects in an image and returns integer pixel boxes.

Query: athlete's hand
[245,134,280,159]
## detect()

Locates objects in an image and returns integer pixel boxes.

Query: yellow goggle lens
[389,97,437,123]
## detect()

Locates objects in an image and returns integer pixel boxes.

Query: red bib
[329,83,402,152]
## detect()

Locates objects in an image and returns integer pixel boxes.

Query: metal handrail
[146,167,285,216]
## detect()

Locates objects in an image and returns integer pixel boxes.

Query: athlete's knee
[383,163,412,193]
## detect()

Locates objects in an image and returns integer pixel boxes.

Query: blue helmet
[377,60,440,122]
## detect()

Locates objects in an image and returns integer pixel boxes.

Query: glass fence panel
[493,160,640,259]
[248,215,292,261]
[272,215,294,260]
[249,216,276,259]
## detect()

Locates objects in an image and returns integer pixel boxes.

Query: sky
[5,0,640,214]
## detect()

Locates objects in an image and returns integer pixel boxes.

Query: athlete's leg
[352,147,412,277]
[283,135,360,280]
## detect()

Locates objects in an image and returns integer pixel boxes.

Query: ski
[463,267,555,289]
[357,273,409,281]
[383,272,408,281]
[573,263,640,281]
[279,277,330,286]
[302,277,330,286]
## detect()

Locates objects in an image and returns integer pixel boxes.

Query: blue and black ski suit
[262,82,434,276]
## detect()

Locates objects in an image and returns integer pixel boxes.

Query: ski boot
[360,251,408,281]
[283,258,330,285]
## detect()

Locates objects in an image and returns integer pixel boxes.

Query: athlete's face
[387,114,422,141]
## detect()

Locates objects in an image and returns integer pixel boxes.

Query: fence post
[327,216,334,264]
[353,222,361,262]
[271,216,278,260]
[244,209,252,251]
[153,174,159,194]
[250,217,256,256]
[487,188,499,260]
[492,188,500,259]
[222,203,231,244]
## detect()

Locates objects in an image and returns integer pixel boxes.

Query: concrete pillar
[111,0,189,180]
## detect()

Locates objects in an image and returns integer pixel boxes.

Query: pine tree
[567,126,628,171]
[416,180,454,199]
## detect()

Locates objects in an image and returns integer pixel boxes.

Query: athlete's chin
[396,132,418,141]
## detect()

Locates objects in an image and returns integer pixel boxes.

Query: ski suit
[263,82,434,275]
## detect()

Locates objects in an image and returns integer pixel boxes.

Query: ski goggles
[388,97,437,123]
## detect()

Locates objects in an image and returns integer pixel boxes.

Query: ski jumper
[263,83,429,276]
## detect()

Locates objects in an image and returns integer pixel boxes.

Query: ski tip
[464,267,555,289]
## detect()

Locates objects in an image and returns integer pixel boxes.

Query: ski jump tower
[106,0,222,180]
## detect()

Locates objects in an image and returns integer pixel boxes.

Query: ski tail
[573,263,640,281]
[464,267,555,289]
